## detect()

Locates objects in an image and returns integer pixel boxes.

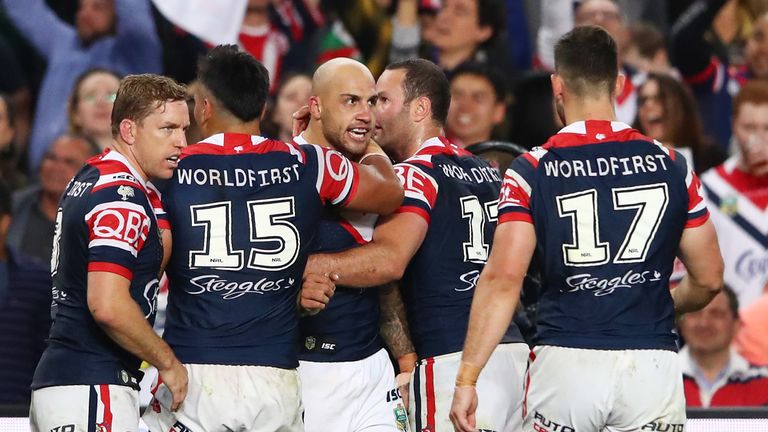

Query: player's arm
[346,143,404,215]
[379,282,417,409]
[450,221,536,432]
[379,282,416,368]
[672,219,724,314]
[306,211,428,287]
[87,272,187,410]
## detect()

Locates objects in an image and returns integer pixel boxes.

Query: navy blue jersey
[162,133,360,368]
[292,134,382,362]
[499,121,709,351]
[299,210,382,362]
[32,150,165,390]
[397,137,524,359]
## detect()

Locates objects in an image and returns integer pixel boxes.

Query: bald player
[142,46,404,432]
[294,58,412,432]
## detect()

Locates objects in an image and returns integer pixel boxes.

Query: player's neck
[303,121,330,148]
[204,117,261,138]
[563,98,616,125]
[691,348,731,382]
[404,125,443,160]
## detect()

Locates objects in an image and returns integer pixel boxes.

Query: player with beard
[143,46,403,432]
[305,58,528,432]
[450,26,724,432]
[294,57,413,432]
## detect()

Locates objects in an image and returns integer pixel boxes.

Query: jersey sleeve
[393,162,438,223]
[498,157,535,225]
[307,144,360,206]
[146,182,169,230]
[84,187,152,280]
[683,158,709,228]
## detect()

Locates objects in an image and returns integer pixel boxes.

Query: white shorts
[30,384,139,432]
[142,363,303,432]
[410,343,529,432]
[298,348,409,432]
[523,346,686,432]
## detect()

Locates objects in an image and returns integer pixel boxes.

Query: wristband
[455,361,482,387]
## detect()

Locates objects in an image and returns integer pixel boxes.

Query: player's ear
[118,119,136,145]
[551,73,563,99]
[615,73,626,97]
[308,96,322,120]
[412,96,431,123]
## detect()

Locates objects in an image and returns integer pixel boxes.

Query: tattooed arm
[380,282,417,409]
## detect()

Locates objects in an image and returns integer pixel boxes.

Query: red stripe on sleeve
[88,262,133,280]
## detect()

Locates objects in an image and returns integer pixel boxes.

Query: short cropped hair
[111,74,187,137]
[385,58,451,125]
[733,79,768,118]
[197,44,270,122]
[554,25,618,98]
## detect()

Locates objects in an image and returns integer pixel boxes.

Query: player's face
[73,72,120,138]
[39,137,92,196]
[320,73,377,158]
[746,16,768,79]
[679,292,738,355]
[273,75,312,138]
[375,69,412,157]
[447,74,504,146]
[427,0,491,52]
[637,79,666,142]
[76,0,115,43]
[132,100,189,180]
[733,102,768,176]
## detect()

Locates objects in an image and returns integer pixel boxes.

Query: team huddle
[29,26,724,432]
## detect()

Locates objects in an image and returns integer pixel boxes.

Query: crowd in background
[0,0,768,410]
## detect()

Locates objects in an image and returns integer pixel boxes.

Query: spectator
[67,68,121,152]
[633,72,726,174]
[734,283,768,365]
[679,286,768,407]
[537,0,642,124]
[624,22,676,76]
[2,0,162,174]
[7,135,96,266]
[390,0,513,77]
[239,0,290,92]
[446,62,507,148]
[700,80,768,310]
[265,72,312,143]
[0,35,31,157]
[0,179,51,404]
[0,93,26,190]
[671,1,768,149]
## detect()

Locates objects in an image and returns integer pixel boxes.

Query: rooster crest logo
[117,185,135,201]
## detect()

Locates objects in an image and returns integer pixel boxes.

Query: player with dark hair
[450,25,724,432]
[306,57,528,432]
[142,45,403,432]
[30,73,189,431]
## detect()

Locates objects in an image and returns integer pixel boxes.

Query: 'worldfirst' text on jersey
[161,133,361,368]
[398,136,523,359]
[499,120,709,351]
